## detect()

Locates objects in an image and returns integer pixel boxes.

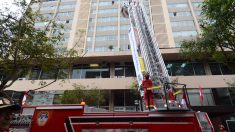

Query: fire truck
[10,0,214,131]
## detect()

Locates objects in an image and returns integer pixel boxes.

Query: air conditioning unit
[18,78,26,80]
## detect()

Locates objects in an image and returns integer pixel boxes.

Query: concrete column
[109,90,114,112]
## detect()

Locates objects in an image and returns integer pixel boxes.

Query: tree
[61,84,105,107]
[180,0,235,63]
[0,0,82,100]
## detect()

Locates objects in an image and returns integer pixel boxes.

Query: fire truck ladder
[125,1,170,110]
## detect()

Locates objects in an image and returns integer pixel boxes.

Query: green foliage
[129,78,141,99]
[0,0,82,91]
[61,84,105,106]
[180,0,235,62]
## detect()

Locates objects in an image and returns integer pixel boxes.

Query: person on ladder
[142,73,154,109]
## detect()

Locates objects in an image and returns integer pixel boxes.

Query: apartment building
[5,0,235,130]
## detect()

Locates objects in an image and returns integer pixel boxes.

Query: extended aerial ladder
[122,0,182,111]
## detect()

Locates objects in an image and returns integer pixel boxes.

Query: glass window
[40,6,56,11]
[71,64,110,79]
[170,62,194,76]
[169,11,192,17]
[40,69,57,80]
[120,44,130,51]
[86,46,93,53]
[71,67,83,79]
[87,36,93,42]
[125,63,136,77]
[168,3,189,9]
[99,1,113,6]
[171,20,195,27]
[114,90,124,106]
[220,63,235,75]
[173,31,198,37]
[98,9,118,14]
[30,67,41,80]
[187,89,215,106]
[57,69,69,79]
[99,90,110,110]
[212,88,232,105]
[61,0,76,2]
[193,63,206,75]
[209,63,222,75]
[101,68,110,78]
[166,62,206,76]
[96,25,118,31]
[229,89,235,105]
[194,10,202,16]
[57,12,74,17]
[95,35,117,41]
[59,4,76,10]
[120,25,130,30]
[120,34,129,40]
[192,2,202,8]
[115,66,124,77]
[97,17,118,23]
[125,90,139,106]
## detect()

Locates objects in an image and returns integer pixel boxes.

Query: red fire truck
[10,104,214,132]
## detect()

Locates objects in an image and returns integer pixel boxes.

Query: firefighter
[80,98,86,105]
[0,94,21,131]
[142,73,154,109]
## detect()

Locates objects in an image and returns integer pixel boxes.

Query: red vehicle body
[10,105,214,132]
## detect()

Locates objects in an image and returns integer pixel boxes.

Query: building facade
[5,0,235,130]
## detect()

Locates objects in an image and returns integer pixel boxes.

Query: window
[169,11,192,17]
[212,88,232,105]
[95,35,117,41]
[120,25,130,30]
[192,2,202,8]
[34,22,49,27]
[30,67,41,80]
[40,6,56,11]
[97,17,118,23]
[120,44,130,51]
[96,25,118,31]
[71,64,110,79]
[187,89,215,106]
[125,62,136,77]
[59,4,76,10]
[98,9,118,14]
[114,62,135,77]
[209,63,222,75]
[194,10,202,16]
[193,63,206,75]
[115,67,124,77]
[57,12,74,17]
[209,62,235,75]
[87,36,93,42]
[171,20,195,27]
[120,34,129,40]
[168,3,189,9]
[99,1,113,6]
[40,69,57,80]
[173,31,198,37]
[166,62,205,76]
